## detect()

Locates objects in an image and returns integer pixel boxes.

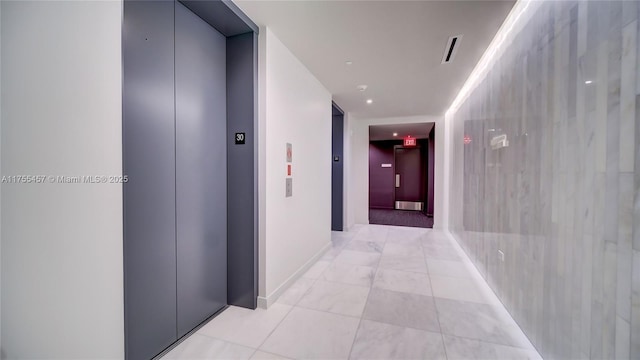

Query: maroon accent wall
[418,139,428,204]
[369,138,434,213]
[369,141,400,209]
[427,126,435,215]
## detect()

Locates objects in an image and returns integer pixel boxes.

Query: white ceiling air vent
[441,35,462,64]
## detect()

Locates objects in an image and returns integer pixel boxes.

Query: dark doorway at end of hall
[368,123,435,229]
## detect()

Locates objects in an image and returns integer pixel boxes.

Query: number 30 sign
[235,132,246,144]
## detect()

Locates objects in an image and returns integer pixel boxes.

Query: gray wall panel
[226,32,257,309]
[331,109,344,231]
[175,2,228,337]
[122,1,177,359]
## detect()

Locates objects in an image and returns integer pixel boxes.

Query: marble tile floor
[162,225,542,360]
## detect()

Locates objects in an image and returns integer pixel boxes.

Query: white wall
[258,27,332,306]
[442,111,452,231]
[345,114,446,229]
[1,1,124,358]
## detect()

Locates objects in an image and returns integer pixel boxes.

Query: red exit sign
[403,136,417,147]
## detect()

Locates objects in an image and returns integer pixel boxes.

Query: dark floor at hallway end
[369,208,434,228]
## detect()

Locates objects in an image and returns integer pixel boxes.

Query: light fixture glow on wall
[346,61,353,65]
[445,0,539,117]
[366,99,373,104]
[393,132,398,136]
[585,80,593,84]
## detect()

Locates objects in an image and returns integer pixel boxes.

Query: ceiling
[369,122,434,141]
[235,0,515,118]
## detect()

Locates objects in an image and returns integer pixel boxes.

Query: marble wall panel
[448,1,638,358]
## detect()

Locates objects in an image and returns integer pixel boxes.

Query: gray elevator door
[123,2,177,359]
[175,2,228,337]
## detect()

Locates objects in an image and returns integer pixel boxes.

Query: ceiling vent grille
[442,35,462,64]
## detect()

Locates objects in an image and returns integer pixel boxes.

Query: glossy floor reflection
[162,225,541,359]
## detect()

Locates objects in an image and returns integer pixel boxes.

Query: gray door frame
[331,102,344,231]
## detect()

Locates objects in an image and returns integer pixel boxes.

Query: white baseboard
[340,223,357,232]
[257,241,331,309]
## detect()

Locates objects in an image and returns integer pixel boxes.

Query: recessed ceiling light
[393,132,398,136]
[366,99,373,104]
[585,80,593,84]
[345,61,353,65]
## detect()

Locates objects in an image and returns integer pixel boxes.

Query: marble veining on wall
[448,1,639,359]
